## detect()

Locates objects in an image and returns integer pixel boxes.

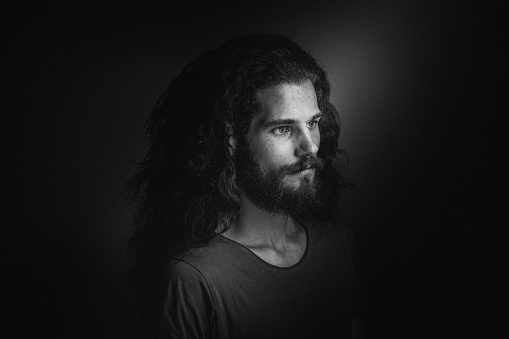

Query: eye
[273,126,291,135]
[307,119,320,129]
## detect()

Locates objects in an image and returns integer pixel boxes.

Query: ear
[226,123,237,156]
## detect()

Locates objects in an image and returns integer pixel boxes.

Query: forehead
[251,79,319,130]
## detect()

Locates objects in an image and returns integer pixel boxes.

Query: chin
[285,171,315,187]
[284,177,314,191]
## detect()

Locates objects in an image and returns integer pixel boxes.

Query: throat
[222,219,308,267]
[220,195,308,267]
[248,240,307,267]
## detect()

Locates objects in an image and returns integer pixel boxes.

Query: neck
[223,191,301,249]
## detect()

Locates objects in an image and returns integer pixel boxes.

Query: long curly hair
[126,34,351,291]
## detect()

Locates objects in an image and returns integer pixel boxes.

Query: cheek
[251,138,288,170]
[314,130,321,148]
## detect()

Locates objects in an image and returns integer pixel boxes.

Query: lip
[296,167,315,175]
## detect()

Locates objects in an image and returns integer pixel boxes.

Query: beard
[234,144,325,218]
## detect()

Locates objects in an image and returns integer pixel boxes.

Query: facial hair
[234,144,325,218]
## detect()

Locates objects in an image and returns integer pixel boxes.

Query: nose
[295,128,319,157]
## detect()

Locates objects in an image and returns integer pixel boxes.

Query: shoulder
[140,258,217,338]
[162,259,209,288]
[147,259,213,305]
[305,217,348,244]
[140,237,247,337]
[304,218,361,268]
[169,235,246,276]
[144,235,247,302]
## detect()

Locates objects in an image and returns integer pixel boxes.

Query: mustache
[279,156,325,176]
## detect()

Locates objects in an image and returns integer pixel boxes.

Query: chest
[248,242,306,267]
[205,242,355,338]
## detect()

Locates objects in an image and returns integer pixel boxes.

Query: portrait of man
[126,34,366,338]
[9,2,502,338]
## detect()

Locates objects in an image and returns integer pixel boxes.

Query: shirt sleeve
[140,260,217,339]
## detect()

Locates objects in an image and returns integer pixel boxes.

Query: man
[127,34,366,338]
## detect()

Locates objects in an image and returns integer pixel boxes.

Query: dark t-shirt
[141,220,365,338]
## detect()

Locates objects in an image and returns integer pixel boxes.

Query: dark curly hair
[126,34,351,291]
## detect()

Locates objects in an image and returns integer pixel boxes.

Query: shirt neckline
[217,222,309,270]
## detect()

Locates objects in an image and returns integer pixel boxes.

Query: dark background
[8,1,504,338]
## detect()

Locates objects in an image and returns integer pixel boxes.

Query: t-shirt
[141,220,365,338]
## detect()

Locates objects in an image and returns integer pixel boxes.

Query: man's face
[235,79,324,216]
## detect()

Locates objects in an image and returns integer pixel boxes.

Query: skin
[223,79,321,267]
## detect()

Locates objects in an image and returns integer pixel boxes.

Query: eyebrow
[262,112,322,129]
